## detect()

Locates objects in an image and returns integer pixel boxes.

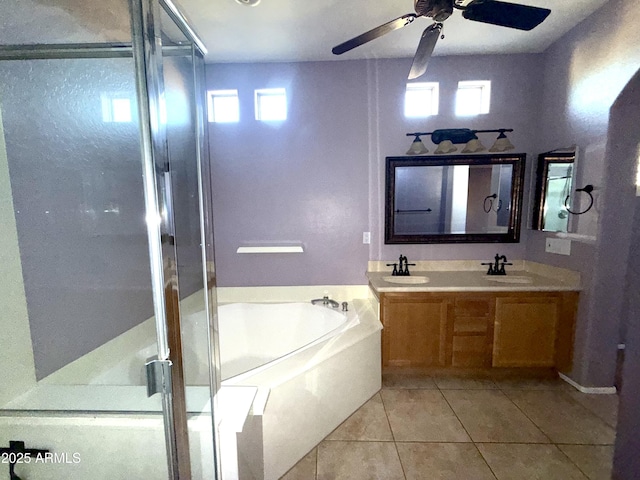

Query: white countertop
[367,261,581,293]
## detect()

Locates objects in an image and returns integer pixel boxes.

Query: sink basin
[383,275,429,285]
[485,275,533,284]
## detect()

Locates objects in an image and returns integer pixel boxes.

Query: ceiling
[178,0,609,63]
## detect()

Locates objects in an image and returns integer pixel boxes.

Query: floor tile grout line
[438,387,475,443]
[378,389,398,444]
[502,387,618,444]
[495,387,555,444]
[470,442,499,480]
[393,442,408,480]
[554,444,595,480]
[438,386,500,479]
[439,387,553,444]
[564,391,620,430]
[378,390,408,480]
[560,390,621,435]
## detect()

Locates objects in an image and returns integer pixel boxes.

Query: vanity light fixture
[405,128,514,155]
[405,132,430,155]
[434,140,458,154]
[462,137,486,153]
[488,130,515,152]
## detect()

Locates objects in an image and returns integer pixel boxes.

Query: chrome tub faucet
[311,296,339,308]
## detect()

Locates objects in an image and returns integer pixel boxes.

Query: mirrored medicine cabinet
[385,154,526,244]
[531,148,577,232]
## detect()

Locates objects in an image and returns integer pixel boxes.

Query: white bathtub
[178,301,360,387]
[216,299,381,480]
[18,292,381,480]
[219,302,358,380]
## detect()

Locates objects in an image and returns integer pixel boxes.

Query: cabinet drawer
[454,317,489,334]
[452,335,489,367]
[454,298,492,317]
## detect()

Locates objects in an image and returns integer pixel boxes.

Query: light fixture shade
[489,132,515,152]
[406,138,429,155]
[462,138,486,153]
[434,140,458,154]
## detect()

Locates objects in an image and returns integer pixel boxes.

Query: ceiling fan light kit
[332,0,551,80]
[235,0,261,6]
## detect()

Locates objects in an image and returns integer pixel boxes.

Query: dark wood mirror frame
[531,150,576,231]
[385,153,526,244]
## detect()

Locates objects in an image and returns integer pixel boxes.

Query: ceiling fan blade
[332,13,417,55]
[462,0,550,31]
[408,23,442,80]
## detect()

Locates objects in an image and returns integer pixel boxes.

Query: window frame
[455,80,491,116]
[207,89,240,123]
[404,82,440,118]
[254,88,287,122]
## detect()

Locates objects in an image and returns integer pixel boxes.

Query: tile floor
[280,372,618,480]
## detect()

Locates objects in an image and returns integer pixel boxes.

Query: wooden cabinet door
[382,295,448,368]
[492,296,561,367]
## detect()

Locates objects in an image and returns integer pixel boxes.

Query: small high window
[207,90,240,123]
[101,94,132,123]
[455,80,491,116]
[404,82,439,117]
[255,88,287,121]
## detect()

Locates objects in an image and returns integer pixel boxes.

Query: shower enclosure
[0,1,221,478]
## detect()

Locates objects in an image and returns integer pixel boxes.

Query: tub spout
[311,296,340,308]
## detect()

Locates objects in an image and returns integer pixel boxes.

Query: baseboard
[559,372,617,394]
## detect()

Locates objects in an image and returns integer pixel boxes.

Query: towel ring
[564,184,594,215]
[483,193,502,213]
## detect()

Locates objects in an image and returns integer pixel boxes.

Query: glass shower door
[0,0,220,478]
[130,0,220,478]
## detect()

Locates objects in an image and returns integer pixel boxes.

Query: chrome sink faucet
[482,253,513,275]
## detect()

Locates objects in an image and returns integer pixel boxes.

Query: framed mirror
[531,148,577,232]
[385,154,526,244]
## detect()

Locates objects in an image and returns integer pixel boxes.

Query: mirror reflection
[532,149,577,232]
[386,154,525,244]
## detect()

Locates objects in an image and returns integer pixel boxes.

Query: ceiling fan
[332,0,551,79]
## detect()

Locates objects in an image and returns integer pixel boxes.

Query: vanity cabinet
[382,295,448,368]
[493,295,560,367]
[379,291,577,371]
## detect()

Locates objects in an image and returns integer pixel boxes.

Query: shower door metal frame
[130,0,219,479]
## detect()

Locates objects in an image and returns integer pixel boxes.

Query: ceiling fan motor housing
[414,0,453,21]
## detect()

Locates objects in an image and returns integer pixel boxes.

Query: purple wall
[206,54,543,287]
[526,0,640,388]
[206,61,371,286]
[371,55,542,263]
